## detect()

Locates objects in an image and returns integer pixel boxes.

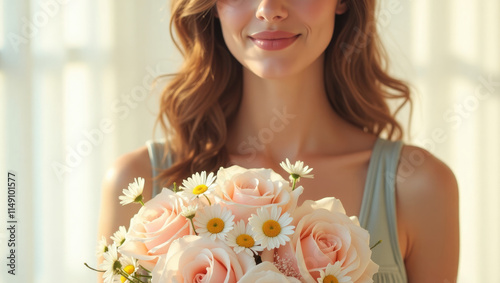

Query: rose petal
[215,166,303,222]
[278,198,379,282]
[238,262,301,283]
[152,235,255,283]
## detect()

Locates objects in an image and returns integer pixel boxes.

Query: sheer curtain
[381,0,500,282]
[379,0,500,281]
[0,0,498,282]
[0,0,180,282]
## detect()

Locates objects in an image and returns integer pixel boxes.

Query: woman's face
[215,0,347,79]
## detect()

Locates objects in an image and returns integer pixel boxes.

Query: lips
[249,31,300,51]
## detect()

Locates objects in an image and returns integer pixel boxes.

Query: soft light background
[0,0,498,282]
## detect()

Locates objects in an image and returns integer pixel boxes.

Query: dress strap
[145,140,172,197]
[359,138,407,282]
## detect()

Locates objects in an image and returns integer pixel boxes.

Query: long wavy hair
[155,0,412,187]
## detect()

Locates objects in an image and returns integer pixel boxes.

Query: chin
[245,62,300,80]
[255,71,293,80]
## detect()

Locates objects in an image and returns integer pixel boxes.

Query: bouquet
[88,159,379,282]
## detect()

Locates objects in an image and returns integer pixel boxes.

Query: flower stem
[139,200,145,206]
[370,240,382,250]
[252,250,262,265]
[130,273,150,282]
[84,263,105,272]
[189,218,198,236]
[203,194,212,206]
[291,178,297,191]
[139,265,152,273]
[116,268,143,283]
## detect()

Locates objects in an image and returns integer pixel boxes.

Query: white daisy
[96,235,108,257]
[226,220,264,257]
[180,171,216,201]
[110,226,127,247]
[99,244,121,283]
[280,158,314,181]
[180,204,198,219]
[119,177,145,206]
[317,262,352,283]
[181,204,199,235]
[194,204,234,241]
[119,255,139,283]
[249,206,294,250]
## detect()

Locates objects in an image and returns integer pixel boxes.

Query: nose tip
[257,14,285,23]
[255,0,288,23]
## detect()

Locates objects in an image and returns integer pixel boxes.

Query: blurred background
[0,0,499,282]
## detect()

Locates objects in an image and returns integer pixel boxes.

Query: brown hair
[155,0,412,187]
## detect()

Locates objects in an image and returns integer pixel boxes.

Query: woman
[99,0,459,282]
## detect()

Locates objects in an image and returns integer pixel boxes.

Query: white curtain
[0,0,498,282]
[0,0,181,282]
[379,0,500,281]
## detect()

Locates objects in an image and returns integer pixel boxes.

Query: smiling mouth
[249,31,300,51]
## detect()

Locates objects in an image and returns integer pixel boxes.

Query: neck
[227,57,348,163]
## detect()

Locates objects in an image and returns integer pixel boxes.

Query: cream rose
[152,235,255,283]
[119,189,191,270]
[214,165,303,222]
[238,262,302,283]
[277,197,379,283]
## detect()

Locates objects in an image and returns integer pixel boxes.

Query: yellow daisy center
[323,275,339,283]
[120,264,135,282]
[262,220,281,237]
[207,218,225,234]
[236,234,255,248]
[192,184,208,195]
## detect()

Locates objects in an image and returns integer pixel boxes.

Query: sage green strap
[145,140,172,197]
[359,138,407,282]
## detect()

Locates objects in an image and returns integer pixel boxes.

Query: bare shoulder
[396,145,459,232]
[396,145,459,281]
[102,146,153,198]
[98,146,153,240]
[396,145,458,199]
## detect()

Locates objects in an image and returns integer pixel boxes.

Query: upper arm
[97,146,153,247]
[396,146,459,283]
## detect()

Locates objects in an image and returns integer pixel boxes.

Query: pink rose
[277,197,379,282]
[215,165,303,222]
[152,235,255,283]
[119,189,191,270]
[238,262,302,283]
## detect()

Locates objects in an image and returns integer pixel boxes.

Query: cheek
[292,0,337,17]
[216,1,253,37]
[294,0,336,35]
[216,1,256,63]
